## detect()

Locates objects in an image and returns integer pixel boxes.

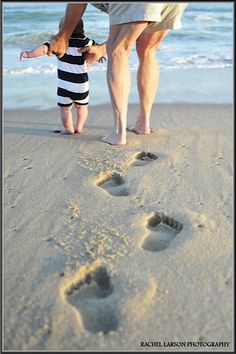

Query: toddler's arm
[20,43,49,60]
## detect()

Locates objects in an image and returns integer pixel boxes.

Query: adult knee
[107,40,132,60]
[136,41,159,61]
[136,29,169,61]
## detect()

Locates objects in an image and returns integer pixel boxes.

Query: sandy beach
[3,103,233,351]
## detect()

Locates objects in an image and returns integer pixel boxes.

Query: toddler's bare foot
[54,129,74,135]
[74,126,84,133]
[61,129,74,135]
[102,132,126,146]
[62,120,75,134]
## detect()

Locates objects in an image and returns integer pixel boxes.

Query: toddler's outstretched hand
[20,51,28,61]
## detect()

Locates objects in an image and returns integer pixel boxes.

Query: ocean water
[3,2,233,109]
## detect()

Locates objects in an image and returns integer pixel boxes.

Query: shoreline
[4,102,233,110]
[4,67,233,110]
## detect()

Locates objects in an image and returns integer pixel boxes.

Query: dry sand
[3,104,233,351]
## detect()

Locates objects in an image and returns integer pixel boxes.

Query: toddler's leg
[74,104,88,133]
[60,106,75,134]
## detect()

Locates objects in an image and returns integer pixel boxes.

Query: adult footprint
[132,151,158,166]
[97,172,129,196]
[65,266,118,334]
[142,212,183,252]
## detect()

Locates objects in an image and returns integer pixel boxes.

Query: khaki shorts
[108,3,188,31]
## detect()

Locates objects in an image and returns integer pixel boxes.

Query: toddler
[20,18,104,134]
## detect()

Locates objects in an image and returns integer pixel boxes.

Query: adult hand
[47,33,69,58]
[78,44,106,65]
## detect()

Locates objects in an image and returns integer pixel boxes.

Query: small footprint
[142,212,183,252]
[97,172,129,196]
[65,266,118,334]
[132,151,158,166]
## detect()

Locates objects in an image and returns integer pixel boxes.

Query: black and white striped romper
[45,34,95,107]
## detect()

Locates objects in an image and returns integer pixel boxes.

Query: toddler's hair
[59,17,84,36]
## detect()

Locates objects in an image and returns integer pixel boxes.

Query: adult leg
[130,29,169,134]
[74,104,88,133]
[104,21,149,145]
[60,105,74,134]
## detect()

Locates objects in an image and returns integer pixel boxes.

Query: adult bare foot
[102,132,126,146]
[127,124,151,135]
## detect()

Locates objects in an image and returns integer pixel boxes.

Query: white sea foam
[4,53,232,77]
[3,64,57,76]
[196,14,220,22]
[169,54,232,68]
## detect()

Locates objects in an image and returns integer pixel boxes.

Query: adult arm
[47,3,87,58]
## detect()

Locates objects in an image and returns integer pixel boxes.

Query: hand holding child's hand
[20,51,28,61]
[78,45,106,65]
[47,34,68,58]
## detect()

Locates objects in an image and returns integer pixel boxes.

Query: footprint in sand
[65,266,118,334]
[132,151,158,167]
[97,172,129,197]
[142,212,183,252]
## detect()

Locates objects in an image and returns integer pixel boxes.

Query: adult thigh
[107,21,149,56]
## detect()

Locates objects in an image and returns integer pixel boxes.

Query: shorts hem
[74,102,89,106]
[58,103,73,107]
[110,13,162,26]
[146,20,182,32]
